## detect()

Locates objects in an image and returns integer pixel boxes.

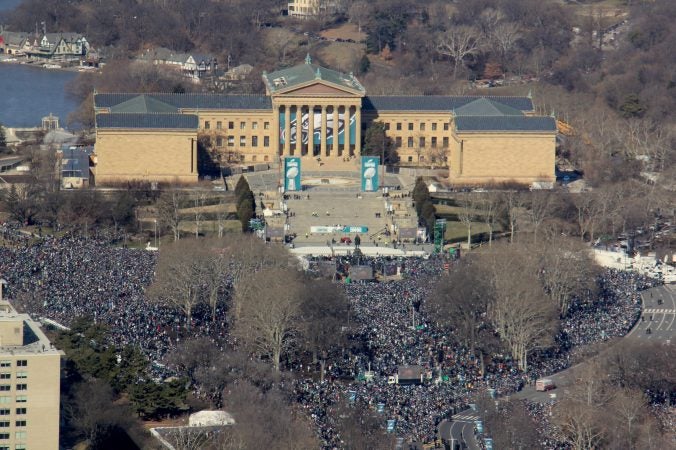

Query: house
[0,30,30,55]
[223,64,253,81]
[24,32,89,62]
[139,47,218,81]
[59,145,93,189]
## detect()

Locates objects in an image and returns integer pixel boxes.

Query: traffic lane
[629,284,675,342]
[439,414,481,450]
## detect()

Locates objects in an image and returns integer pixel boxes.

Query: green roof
[110,94,179,114]
[263,57,365,94]
[453,98,523,117]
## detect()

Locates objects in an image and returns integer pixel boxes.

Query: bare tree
[480,245,557,371]
[233,267,303,371]
[479,191,499,246]
[436,26,483,78]
[147,240,206,329]
[457,192,477,247]
[611,388,646,450]
[538,236,598,317]
[491,21,522,62]
[528,191,552,244]
[299,278,348,382]
[554,398,607,450]
[157,191,185,242]
[501,191,526,243]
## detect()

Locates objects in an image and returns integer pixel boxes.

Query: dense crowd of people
[0,226,660,448]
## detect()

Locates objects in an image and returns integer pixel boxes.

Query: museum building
[93,56,557,186]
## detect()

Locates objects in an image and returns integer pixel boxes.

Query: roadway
[626,283,675,343]
[438,411,481,450]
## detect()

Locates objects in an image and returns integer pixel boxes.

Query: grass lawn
[443,221,493,242]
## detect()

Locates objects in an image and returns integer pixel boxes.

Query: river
[0,0,80,128]
[0,63,79,128]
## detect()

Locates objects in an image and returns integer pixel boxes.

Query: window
[252,122,258,130]
[407,123,413,131]
[15,373,25,380]
[0,411,8,416]
[228,121,234,130]
[420,155,425,161]
[215,137,223,147]
[395,137,402,148]
[264,155,269,162]
[407,156,413,162]
[15,409,25,415]
[14,432,25,441]
[227,136,234,147]
[14,421,25,428]
[0,445,7,450]
[443,137,449,147]
[420,123,425,131]
[14,397,26,404]
[216,121,222,130]
[384,123,390,131]
[443,123,449,131]
[431,137,437,147]
[0,423,7,428]
[0,388,9,393]
[263,136,270,147]
[0,376,8,381]
[264,122,270,130]
[396,123,401,131]
[0,434,8,440]
[419,137,425,148]
[407,137,413,148]
[239,122,245,130]
[239,136,246,147]
[15,385,26,391]
[15,445,26,450]
[432,123,437,131]
[16,361,26,368]
[251,136,258,147]
[0,399,8,405]
[204,121,210,130]
[0,363,9,369]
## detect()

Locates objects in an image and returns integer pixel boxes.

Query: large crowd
[0,226,660,448]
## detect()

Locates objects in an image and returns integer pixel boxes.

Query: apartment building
[0,298,63,450]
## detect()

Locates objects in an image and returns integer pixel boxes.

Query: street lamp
[153,219,158,248]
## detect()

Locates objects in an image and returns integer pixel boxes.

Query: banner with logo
[284,157,301,191]
[361,156,379,192]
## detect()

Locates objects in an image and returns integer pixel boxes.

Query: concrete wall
[449,132,556,185]
[95,129,198,184]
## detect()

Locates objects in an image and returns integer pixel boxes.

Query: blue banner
[361,156,379,192]
[349,112,356,146]
[279,109,285,144]
[284,157,301,191]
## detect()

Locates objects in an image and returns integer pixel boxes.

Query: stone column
[332,104,340,157]
[355,104,362,158]
[284,104,291,156]
[320,105,327,157]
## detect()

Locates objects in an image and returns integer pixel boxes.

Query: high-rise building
[0,297,63,450]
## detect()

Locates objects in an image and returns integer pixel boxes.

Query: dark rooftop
[454,116,557,132]
[95,93,272,111]
[96,113,199,129]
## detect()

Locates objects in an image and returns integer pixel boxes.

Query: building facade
[94,57,557,186]
[0,300,63,450]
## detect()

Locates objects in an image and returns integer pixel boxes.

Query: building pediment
[274,80,362,97]
[263,56,365,97]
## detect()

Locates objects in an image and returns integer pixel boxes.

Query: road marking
[643,308,676,314]
[452,414,478,421]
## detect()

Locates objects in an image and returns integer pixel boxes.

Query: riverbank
[0,55,99,73]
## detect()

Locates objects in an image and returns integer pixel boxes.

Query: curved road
[438,284,675,447]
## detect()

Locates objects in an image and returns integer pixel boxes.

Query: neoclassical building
[93,57,556,185]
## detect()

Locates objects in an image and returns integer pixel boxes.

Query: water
[0,63,79,128]
[0,1,79,128]
[0,0,23,12]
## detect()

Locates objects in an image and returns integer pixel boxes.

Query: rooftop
[96,113,199,130]
[0,301,63,357]
[454,116,557,132]
[95,93,272,111]
[263,55,365,94]
[362,95,534,112]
